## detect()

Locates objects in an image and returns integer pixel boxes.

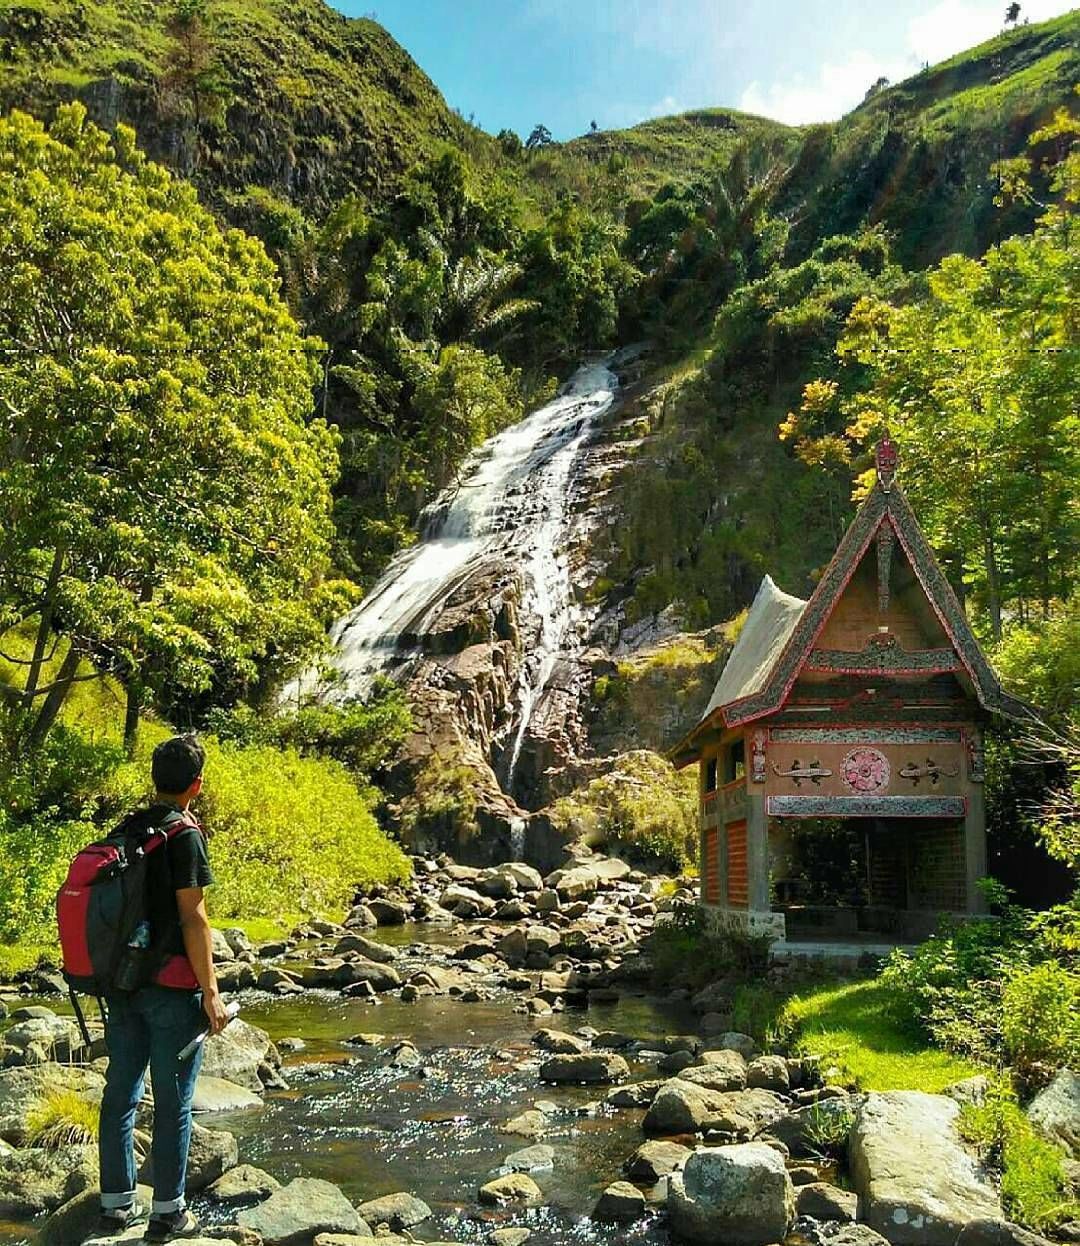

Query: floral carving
[840,747,890,793]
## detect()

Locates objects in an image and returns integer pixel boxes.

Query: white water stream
[292,359,618,786]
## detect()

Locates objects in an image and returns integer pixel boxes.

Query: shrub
[649,903,771,992]
[1001,961,1080,1077]
[397,750,481,849]
[803,1100,855,1161]
[960,1083,1080,1231]
[26,1090,99,1149]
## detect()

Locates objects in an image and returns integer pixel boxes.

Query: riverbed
[1,922,697,1245]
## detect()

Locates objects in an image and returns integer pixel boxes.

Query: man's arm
[176,887,229,1034]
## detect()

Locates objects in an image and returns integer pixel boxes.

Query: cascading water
[293,359,618,790]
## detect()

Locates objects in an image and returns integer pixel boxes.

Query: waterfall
[290,359,618,785]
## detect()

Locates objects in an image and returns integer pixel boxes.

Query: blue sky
[334,0,1075,138]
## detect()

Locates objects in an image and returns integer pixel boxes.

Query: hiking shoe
[143,1209,200,1241]
[96,1201,146,1234]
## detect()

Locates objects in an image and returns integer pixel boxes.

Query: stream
[1,923,695,1245]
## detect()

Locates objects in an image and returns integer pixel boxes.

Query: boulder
[680,1051,748,1092]
[532,1028,589,1055]
[367,899,410,925]
[504,1142,555,1172]
[0,1064,105,1144]
[748,1055,791,1093]
[539,1052,629,1084]
[313,1235,374,1245]
[0,1142,97,1216]
[766,1096,855,1158]
[479,1173,542,1205]
[549,867,599,901]
[796,1181,858,1222]
[2,1014,83,1063]
[333,934,399,964]
[850,1091,1002,1246]
[625,1139,692,1181]
[954,1219,1058,1246]
[356,1191,432,1229]
[345,904,378,929]
[198,1019,279,1092]
[207,1163,282,1206]
[489,1230,532,1246]
[592,1180,646,1221]
[240,1177,368,1243]
[715,1032,758,1060]
[1027,1069,1080,1157]
[142,1122,237,1192]
[334,960,402,992]
[643,1082,785,1137]
[668,1142,795,1244]
[505,863,544,892]
[40,1185,153,1246]
[192,1076,263,1114]
[500,1108,548,1138]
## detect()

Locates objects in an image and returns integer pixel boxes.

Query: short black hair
[151,734,206,795]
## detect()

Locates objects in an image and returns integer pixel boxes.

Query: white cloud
[739,0,1076,126]
[740,49,901,126]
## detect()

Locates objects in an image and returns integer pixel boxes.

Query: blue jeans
[99,987,205,1215]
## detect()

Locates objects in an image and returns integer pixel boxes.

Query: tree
[526,124,554,151]
[0,106,348,749]
[1005,3,1022,27]
[162,0,229,133]
[590,120,599,133]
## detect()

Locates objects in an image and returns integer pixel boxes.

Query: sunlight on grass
[782,978,981,1091]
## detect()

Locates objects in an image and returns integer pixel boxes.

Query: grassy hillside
[0,0,481,213]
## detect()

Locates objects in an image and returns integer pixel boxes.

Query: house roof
[703,576,807,716]
[671,446,1035,768]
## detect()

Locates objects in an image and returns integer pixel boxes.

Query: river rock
[0,1064,105,1144]
[2,1014,83,1063]
[797,1181,858,1221]
[748,1055,791,1092]
[141,1122,237,1191]
[505,863,544,891]
[207,1163,282,1205]
[626,1139,692,1181]
[536,889,560,913]
[0,1142,97,1215]
[240,1176,367,1242]
[766,1096,855,1157]
[367,899,410,925]
[714,1032,757,1060]
[668,1142,795,1245]
[532,1028,589,1054]
[540,1052,629,1084]
[850,1091,1002,1245]
[386,1041,422,1068]
[345,904,378,929]
[334,933,398,963]
[479,1172,542,1205]
[548,866,599,901]
[198,1019,280,1092]
[334,959,402,992]
[40,1185,154,1246]
[606,1079,662,1109]
[644,1082,785,1137]
[681,1050,748,1091]
[954,1219,1059,1246]
[504,1142,555,1172]
[1026,1069,1080,1157]
[356,1191,432,1229]
[488,1230,532,1246]
[193,1075,264,1114]
[501,1108,548,1138]
[313,1235,375,1245]
[593,1180,646,1221]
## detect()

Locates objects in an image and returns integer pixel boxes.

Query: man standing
[97,734,229,1241]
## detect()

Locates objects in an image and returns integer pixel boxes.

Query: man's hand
[203,988,230,1035]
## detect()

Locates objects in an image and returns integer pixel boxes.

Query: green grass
[26,1089,99,1149]
[210,915,308,942]
[781,978,982,1091]
[0,942,54,980]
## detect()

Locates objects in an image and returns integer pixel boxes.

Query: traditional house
[671,441,1031,944]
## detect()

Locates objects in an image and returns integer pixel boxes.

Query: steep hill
[0,0,479,213]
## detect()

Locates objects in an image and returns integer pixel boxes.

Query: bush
[26,1090,99,1150]
[1001,961,1080,1077]
[649,903,771,992]
[960,1083,1080,1231]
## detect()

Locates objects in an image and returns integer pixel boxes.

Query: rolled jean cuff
[100,1190,138,1210]
[152,1196,185,1214]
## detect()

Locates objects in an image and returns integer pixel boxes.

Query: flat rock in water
[198,1019,279,1092]
[503,1142,555,1172]
[592,1180,646,1221]
[192,1075,264,1114]
[626,1138,692,1181]
[539,1052,629,1084]
[850,1091,1002,1246]
[207,1162,282,1205]
[479,1172,543,1205]
[644,1081,784,1137]
[500,1108,548,1138]
[333,933,399,963]
[488,1229,532,1246]
[239,1177,367,1243]
[531,1027,589,1054]
[1026,1069,1080,1157]
[797,1181,859,1222]
[356,1191,432,1229]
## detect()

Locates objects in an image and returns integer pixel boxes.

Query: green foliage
[0,104,348,745]
[802,1100,856,1161]
[206,679,411,780]
[26,1090,100,1150]
[960,1082,1080,1231]
[550,750,698,870]
[1001,961,1080,1076]
[648,903,771,992]
[992,601,1080,723]
[397,750,480,848]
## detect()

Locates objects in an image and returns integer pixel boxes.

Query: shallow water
[2,925,696,1244]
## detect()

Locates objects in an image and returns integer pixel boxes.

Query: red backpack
[56,807,197,1031]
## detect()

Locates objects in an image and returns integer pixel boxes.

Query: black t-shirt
[143,803,215,957]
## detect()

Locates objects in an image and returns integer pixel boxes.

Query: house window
[723,739,746,785]
[704,757,718,794]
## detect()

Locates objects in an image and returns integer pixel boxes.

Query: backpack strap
[141,809,200,857]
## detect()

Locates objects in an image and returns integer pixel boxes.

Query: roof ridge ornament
[876,436,898,493]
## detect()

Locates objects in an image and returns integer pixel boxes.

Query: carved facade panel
[767,794,967,818]
[765,739,968,799]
